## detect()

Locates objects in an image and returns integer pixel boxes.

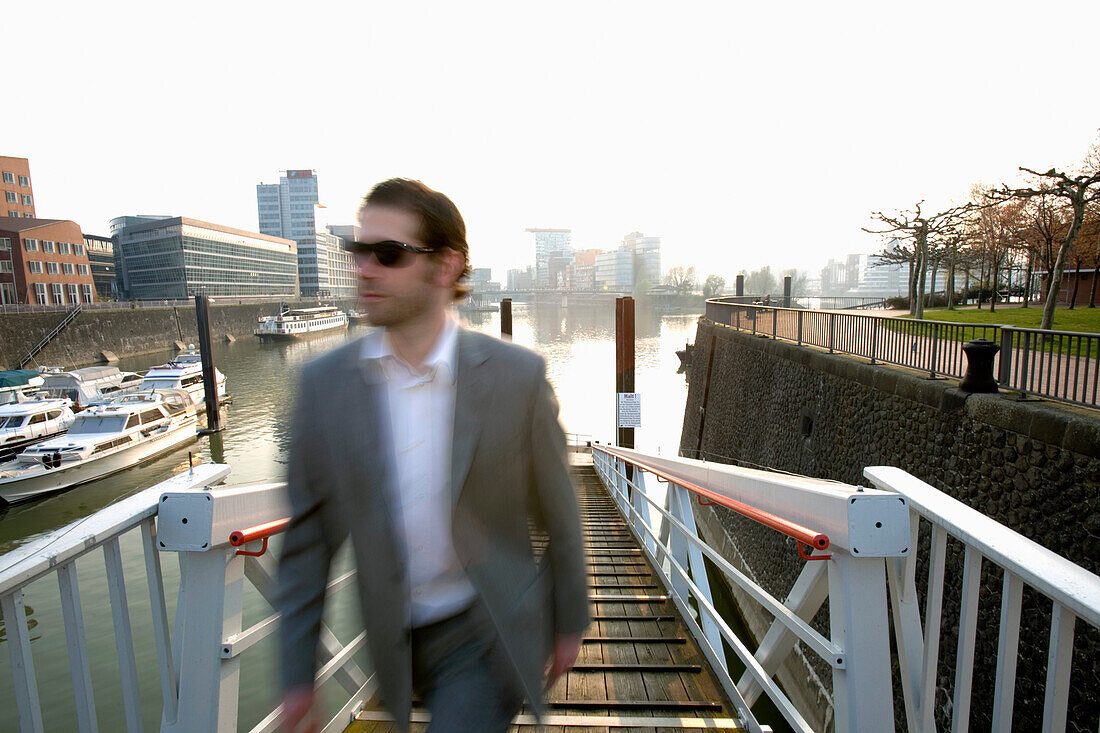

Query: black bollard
[959,339,1000,393]
[735,274,745,298]
[195,294,224,432]
[501,298,512,341]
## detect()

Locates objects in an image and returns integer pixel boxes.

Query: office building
[526,228,572,288]
[594,232,662,292]
[256,169,319,243]
[113,216,297,299]
[507,266,535,291]
[83,234,117,299]
[0,217,95,305]
[298,226,356,299]
[1,156,36,219]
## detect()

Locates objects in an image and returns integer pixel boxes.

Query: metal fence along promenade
[705,297,1100,409]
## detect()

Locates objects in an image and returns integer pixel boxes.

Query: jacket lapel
[451,330,490,504]
[336,338,396,523]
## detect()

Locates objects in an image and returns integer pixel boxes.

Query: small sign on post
[617,392,641,429]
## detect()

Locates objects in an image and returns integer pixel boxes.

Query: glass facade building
[297,227,356,298]
[114,217,298,299]
[526,228,572,288]
[83,234,117,299]
[256,169,318,243]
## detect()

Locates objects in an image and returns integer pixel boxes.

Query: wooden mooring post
[195,294,223,433]
[500,297,512,341]
[615,296,635,450]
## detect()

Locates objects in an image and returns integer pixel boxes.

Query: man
[276,178,589,732]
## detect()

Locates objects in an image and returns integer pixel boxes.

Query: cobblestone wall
[680,319,1099,731]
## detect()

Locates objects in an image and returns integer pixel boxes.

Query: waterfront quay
[1,300,1098,731]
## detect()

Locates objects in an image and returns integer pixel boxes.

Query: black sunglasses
[347,239,435,268]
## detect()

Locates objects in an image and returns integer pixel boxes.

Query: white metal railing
[864,467,1100,733]
[589,443,1100,732]
[591,443,910,733]
[0,466,371,733]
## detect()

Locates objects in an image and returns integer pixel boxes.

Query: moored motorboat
[38,366,144,410]
[254,305,348,341]
[0,389,198,505]
[0,370,46,406]
[139,347,227,408]
[0,398,76,462]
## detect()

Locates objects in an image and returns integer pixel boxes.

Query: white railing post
[163,547,244,733]
[666,482,724,669]
[827,553,895,732]
[2,589,45,733]
[630,470,655,554]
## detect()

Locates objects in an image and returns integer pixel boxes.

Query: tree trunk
[915,234,928,319]
[907,255,918,316]
[1090,253,1098,308]
[990,258,999,313]
[947,249,957,310]
[1041,201,1086,330]
[1069,258,1082,310]
[964,268,971,305]
[929,264,938,310]
[1023,253,1034,307]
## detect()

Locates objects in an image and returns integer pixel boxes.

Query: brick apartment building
[1,156,36,219]
[0,217,96,305]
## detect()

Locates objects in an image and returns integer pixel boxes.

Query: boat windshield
[141,379,180,390]
[68,415,128,434]
[0,415,28,429]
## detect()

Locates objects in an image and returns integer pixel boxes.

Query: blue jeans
[410,602,525,732]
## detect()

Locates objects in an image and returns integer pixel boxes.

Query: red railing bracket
[229,518,290,557]
[798,540,831,562]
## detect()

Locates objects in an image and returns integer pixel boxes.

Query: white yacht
[0,370,46,406]
[254,305,348,341]
[0,389,198,505]
[0,398,76,462]
[39,366,144,410]
[139,347,227,407]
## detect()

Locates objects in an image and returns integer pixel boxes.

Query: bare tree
[993,163,1100,330]
[865,202,975,318]
[702,274,726,299]
[664,265,697,295]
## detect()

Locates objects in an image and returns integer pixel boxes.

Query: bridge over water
[2,434,1096,731]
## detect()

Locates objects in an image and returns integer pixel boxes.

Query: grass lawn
[907,305,1100,334]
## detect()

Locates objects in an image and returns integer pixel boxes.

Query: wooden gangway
[348,463,742,732]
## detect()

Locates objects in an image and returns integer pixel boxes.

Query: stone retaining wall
[680,319,1099,731]
[0,300,357,369]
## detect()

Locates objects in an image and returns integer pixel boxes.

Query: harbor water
[0,302,701,731]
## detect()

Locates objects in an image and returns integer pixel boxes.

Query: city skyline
[6,2,1100,287]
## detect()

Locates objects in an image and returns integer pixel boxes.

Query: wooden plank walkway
[349,462,742,732]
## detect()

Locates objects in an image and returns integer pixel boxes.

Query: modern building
[572,249,601,291]
[113,216,297,300]
[1,156,36,219]
[594,232,661,292]
[297,226,356,299]
[83,234,117,299]
[526,228,572,288]
[0,217,95,305]
[822,250,911,297]
[507,266,535,291]
[256,169,319,243]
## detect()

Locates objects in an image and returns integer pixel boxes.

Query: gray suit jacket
[275,328,589,725]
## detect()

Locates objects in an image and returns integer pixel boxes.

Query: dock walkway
[348,463,742,732]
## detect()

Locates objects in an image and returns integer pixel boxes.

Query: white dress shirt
[362,318,477,627]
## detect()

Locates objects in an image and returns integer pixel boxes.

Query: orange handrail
[229,518,290,556]
[594,444,830,556]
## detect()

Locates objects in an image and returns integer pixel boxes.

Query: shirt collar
[362,316,459,384]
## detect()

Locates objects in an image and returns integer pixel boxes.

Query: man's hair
[359,178,471,300]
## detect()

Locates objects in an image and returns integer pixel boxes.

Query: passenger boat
[0,370,46,406]
[139,347,227,407]
[38,366,144,410]
[254,305,349,341]
[0,398,76,461]
[0,389,198,505]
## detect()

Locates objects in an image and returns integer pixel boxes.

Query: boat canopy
[0,370,44,389]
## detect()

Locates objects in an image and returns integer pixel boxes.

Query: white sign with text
[617,392,642,428]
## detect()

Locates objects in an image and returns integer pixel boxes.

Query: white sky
[7,1,1099,284]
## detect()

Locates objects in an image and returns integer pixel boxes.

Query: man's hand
[280,685,317,733]
[545,632,584,689]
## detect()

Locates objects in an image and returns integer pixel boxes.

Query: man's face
[354,204,443,328]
